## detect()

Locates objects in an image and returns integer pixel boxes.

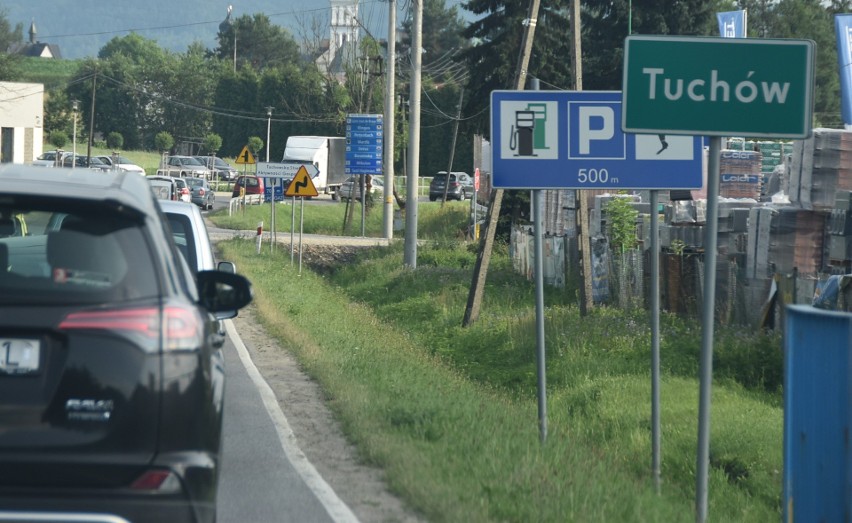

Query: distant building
[10,19,62,59]
[0,81,45,164]
[314,0,360,83]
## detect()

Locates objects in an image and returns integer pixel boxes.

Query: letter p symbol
[578,106,614,155]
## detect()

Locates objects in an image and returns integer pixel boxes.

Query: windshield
[0,205,158,305]
[179,157,204,166]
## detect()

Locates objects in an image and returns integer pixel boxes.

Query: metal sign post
[622,34,814,523]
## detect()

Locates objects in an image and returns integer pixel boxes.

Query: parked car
[185,176,215,210]
[0,164,252,523]
[95,155,146,176]
[231,175,265,202]
[60,153,111,172]
[32,150,59,167]
[149,175,191,203]
[156,155,210,178]
[195,156,238,181]
[339,175,384,202]
[429,171,473,201]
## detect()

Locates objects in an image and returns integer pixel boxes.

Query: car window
[0,207,159,305]
[165,213,198,274]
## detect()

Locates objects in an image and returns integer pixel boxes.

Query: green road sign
[622,36,815,138]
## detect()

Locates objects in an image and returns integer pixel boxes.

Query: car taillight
[130,470,181,492]
[181,188,190,195]
[198,188,205,196]
[450,181,460,187]
[59,306,204,352]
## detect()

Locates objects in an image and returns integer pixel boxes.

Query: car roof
[0,164,154,213]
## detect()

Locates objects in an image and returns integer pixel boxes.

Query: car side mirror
[218,261,236,274]
[196,270,253,319]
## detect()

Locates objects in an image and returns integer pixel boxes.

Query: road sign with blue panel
[491,91,704,189]
[346,113,384,175]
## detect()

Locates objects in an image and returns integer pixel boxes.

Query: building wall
[0,81,44,164]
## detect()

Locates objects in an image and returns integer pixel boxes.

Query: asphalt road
[217,320,357,523]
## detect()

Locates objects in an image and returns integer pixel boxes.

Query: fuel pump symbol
[509,110,536,157]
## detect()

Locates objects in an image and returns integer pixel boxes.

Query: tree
[107,132,124,149]
[203,133,223,155]
[247,136,263,155]
[0,8,23,81]
[155,131,174,152]
[581,0,725,91]
[49,130,68,149]
[211,69,261,157]
[460,0,573,134]
[214,13,301,72]
[161,43,220,146]
[401,0,469,82]
[67,35,172,150]
[43,90,75,142]
[394,0,473,182]
[768,0,844,127]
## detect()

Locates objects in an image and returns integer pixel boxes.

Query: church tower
[328,0,359,66]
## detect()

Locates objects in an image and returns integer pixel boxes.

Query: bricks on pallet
[829,209,852,236]
[829,235,852,261]
[800,134,814,209]
[659,224,671,249]
[836,190,852,211]
[788,139,804,204]
[747,207,775,279]
[770,208,828,276]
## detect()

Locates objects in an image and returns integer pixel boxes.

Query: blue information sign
[490,91,704,189]
[346,113,383,175]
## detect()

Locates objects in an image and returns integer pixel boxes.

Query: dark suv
[429,171,474,201]
[0,165,252,523]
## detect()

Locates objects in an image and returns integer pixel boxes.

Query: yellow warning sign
[235,145,256,165]
[285,165,319,197]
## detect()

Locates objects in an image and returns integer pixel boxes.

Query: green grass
[19,57,82,87]
[211,199,472,239]
[213,203,784,522]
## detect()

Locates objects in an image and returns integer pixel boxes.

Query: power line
[38,1,386,41]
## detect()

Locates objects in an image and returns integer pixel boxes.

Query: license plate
[0,338,40,375]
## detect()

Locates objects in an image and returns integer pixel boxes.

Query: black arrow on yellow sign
[235,145,256,165]
[284,165,319,197]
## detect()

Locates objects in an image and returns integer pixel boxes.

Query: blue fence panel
[783,305,852,522]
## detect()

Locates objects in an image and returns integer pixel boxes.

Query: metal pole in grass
[532,188,547,443]
[298,197,305,274]
[290,195,296,266]
[529,77,547,443]
[650,189,661,493]
[696,136,721,523]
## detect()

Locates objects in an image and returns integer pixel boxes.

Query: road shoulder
[229,304,425,523]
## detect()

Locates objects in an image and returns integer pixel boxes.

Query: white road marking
[224,319,360,523]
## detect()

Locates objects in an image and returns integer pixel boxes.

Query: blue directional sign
[346,113,383,175]
[490,91,704,189]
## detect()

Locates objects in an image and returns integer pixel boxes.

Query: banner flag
[835,14,852,127]
[717,10,747,38]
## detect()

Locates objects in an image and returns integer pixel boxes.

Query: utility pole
[383,0,396,240]
[441,87,464,206]
[571,0,594,315]
[87,69,96,163]
[403,0,422,268]
[463,0,541,327]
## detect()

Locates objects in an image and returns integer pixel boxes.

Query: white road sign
[257,161,319,179]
